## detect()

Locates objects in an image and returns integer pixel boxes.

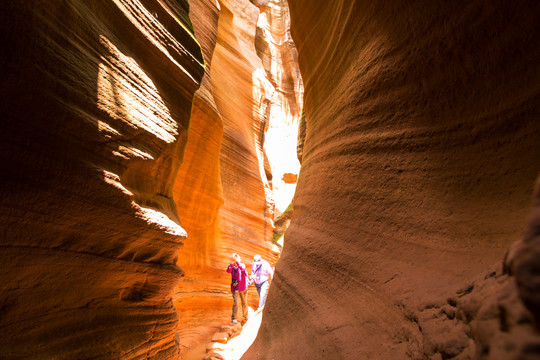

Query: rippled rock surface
[247,1,540,359]
[0,1,203,358]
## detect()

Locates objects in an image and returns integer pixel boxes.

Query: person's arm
[227,264,233,273]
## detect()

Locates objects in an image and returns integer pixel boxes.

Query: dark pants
[231,290,248,321]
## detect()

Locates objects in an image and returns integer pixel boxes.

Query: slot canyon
[1,1,539,360]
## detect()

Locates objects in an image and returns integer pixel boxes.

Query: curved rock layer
[247,1,540,359]
[0,0,203,358]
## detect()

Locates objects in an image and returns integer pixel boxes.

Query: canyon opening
[1,1,540,360]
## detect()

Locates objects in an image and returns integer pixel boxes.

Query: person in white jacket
[250,254,273,310]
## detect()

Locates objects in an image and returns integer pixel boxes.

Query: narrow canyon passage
[1,1,540,360]
[172,0,302,356]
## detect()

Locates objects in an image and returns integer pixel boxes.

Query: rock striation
[246,1,540,359]
[0,0,203,358]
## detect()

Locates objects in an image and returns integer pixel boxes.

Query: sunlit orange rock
[212,0,275,265]
[281,173,298,184]
[171,0,229,354]
[0,0,203,358]
[247,1,540,359]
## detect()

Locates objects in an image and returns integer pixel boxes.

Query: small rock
[230,324,243,338]
[203,353,224,360]
[282,172,298,183]
[207,342,225,352]
[211,332,229,344]
[231,323,243,332]
[220,325,234,336]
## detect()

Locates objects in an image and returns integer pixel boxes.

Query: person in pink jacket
[226,253,249,324]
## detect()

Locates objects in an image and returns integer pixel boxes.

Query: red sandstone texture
[246,1,540,359]
[0,0,203,358]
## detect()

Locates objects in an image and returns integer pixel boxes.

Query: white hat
[253,254,262,262]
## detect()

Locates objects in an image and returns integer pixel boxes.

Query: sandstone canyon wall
[1,0,304,357]
[247,1,540,359]
[0,0,204,358]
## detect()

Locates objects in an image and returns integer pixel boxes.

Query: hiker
[250,254,273,310]
[226,253,249,324]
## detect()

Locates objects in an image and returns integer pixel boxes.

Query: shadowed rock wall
[0,0,203,358]
[247,1,540,359]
